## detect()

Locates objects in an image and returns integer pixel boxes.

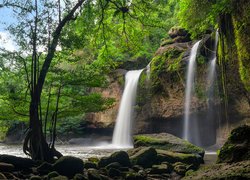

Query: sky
[0,5,17,51]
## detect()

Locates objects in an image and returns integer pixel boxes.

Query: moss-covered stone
[157,149,202,168]
[87,169,101,180]
[130,147,157,168]
[133,133,205,157]
[98,151,130,168]
[53,156,84,177]
[183,160,250,180]
[47,171,60,179]
[217,125,250,163]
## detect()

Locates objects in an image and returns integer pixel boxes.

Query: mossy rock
[108,168,121,178]
[149,164,171,174]
[73,173,87,180]
[30,175,43,180]
[37,162,53,174]
[183,160,250,179]
[50,175,68,180]
[53,156,84,177]
[84,161,97,169]
[130,147,157,168]
[217,125,250,163]
[0,154,36,170]
[156,150,203,169]
[98,151,130,168]
[134,133,205,157]
[0,162,15,172]
[47,171,60,179]
[87,168,101,180]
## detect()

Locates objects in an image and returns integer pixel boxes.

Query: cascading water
[146,63,151,81]
[183,40,201,141]
[112,69,144,148]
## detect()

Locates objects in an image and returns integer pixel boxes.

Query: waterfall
[183,40,201,141]
[112,69,144,148]
[146,63,151,81]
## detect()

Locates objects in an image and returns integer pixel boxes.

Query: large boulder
[183,160,250,180]
[53,156,84,177]
[0,154,36,170]
[134,133,205,157]
[156,150,203,168]
[168,27,189,39]
[217,125,250,163]
[98,151,130,168]
[130,147,157,168]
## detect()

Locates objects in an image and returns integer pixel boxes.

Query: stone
[0,173,7,179]
[156,149,203,168]
[87,168,101,180]
[47,171,60,179]
[217,125,250,163]
[125,171,146,180]
[110,151,131,167]
[98,151,130,168]
[130,147,157,168]
[37,162,53,174]
[173,36,191,43]
[84,161,97,169]
[132,165,143,172]
[133,133,205,157]
[53,156,84,177]
[0,154,36,170]
[30,176,42,180]
[183,160,250,180]
[0,162,15,172]
[73,173,87,180]
[149,164,171,174]
[50,175,68,180]
[105,162,122,170]
[168,27,189,39]
[173,162,188,176]
[108,168,121,178]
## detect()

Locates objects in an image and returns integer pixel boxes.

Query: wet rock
[87,168,101,180]
[130,147,157,168]
[157,149,203,168]
[37,162,53,174]
[108,168,121,178]
[53,156,84,177]
[0,173,7,179]
[183,160,250,179]
[134,133,205,157]
[173,162,189,176]
[30,175,42,180]
[84,161,97,169]
[125,171,146,180]
[217,125,250,163]
[47,171,60,179]
[168,27,189,39]
[105,162,122,170]
[98,151,130,168]
[73,173,87,180]
[0,162,15,172]
[173,36,191,43]
[132,165,143,172]
[0,154,36,170]
[50,175,68,180]
[149,164,171,174]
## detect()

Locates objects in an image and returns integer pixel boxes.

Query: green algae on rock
[134,133,205,157]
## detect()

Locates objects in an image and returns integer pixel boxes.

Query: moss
[134,134,205,156]
[217,125,250,163]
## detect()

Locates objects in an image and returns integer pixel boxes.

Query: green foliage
[178,0,232,37]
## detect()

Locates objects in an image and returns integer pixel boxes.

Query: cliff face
[86,12,250,146]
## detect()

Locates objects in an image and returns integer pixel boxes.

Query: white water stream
[183,40,201,141]
[112,69,144,148]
